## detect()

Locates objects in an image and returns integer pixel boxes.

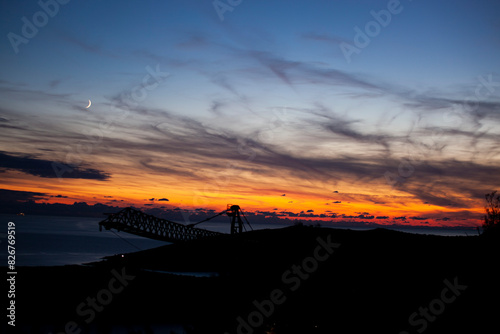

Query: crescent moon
[85,100,92,109]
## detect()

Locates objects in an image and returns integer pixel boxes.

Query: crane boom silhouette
[98,205,251,243]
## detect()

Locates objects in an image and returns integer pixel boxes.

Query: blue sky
[1,0,499,226]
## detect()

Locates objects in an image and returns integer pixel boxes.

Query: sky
[1,0,499,228]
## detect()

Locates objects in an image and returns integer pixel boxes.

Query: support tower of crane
[226,204,243,235]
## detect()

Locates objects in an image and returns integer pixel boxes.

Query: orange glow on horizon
[1,180,483,228]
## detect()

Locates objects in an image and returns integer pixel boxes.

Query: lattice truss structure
[99,207,224,243]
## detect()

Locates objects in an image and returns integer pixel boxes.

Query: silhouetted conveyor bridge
[99,205,252,243]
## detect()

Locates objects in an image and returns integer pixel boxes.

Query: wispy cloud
[55,30,117,58]
[1,35,497,220]
[301,32,349,45]
[245,49,380,91]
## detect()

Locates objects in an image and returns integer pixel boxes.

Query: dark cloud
[53,195,68,198]
[337,213,376,220]
[0,195,124,217]
[158,198,169,201]
[376,216,389,219]
[0,188,47,202]
[0,152,110,180]
[340,215,358,219]
[0,119,25,131]
[410,216,428,220]
[279,211,298,217]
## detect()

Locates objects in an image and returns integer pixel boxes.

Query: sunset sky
[1,0,499,227]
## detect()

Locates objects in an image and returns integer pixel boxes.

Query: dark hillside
[13,226,499,333]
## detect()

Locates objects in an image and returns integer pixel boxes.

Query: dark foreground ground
[7,226,500,333]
